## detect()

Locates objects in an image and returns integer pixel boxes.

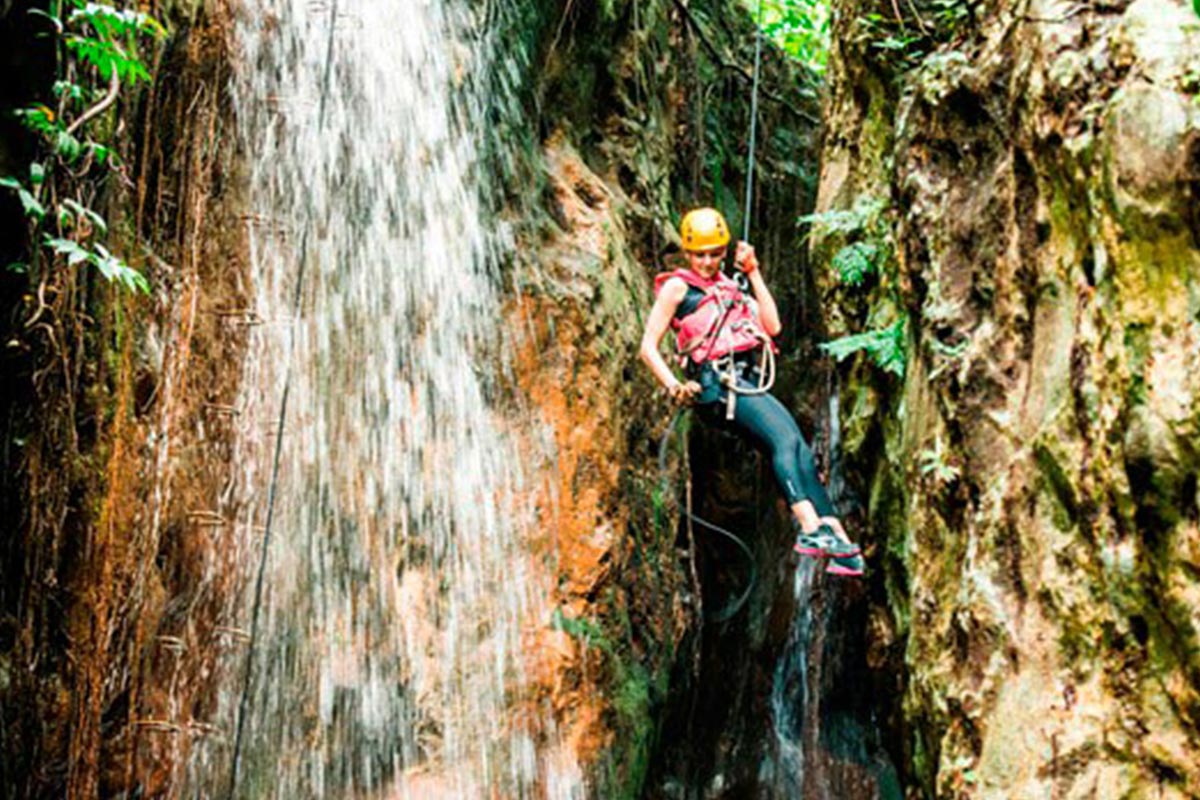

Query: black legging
[696,375,836,518]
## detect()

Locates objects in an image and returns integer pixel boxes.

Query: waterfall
[765,386,844,798]
[182,0,581,796]
[767,560,819,797]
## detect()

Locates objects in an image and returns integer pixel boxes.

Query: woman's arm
[640,277,701,402]
[735,242,782,336]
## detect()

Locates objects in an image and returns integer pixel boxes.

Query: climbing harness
[698,288,776,421]
[658,408,756,623]
[700,298,776,422]
[654,266,777,420]
[655,268,767,362]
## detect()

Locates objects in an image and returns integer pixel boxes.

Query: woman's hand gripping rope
[733,241,758,274]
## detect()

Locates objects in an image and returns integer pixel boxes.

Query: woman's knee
[769,438,806,500]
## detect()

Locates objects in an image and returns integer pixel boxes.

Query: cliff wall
[816,0,1200,795]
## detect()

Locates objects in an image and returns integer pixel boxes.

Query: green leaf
[44,236,93,267]
[91,242,117,280]
[61,199,108,235]
[831,241,879,286]
[54,80,86,103]
[798,196,886,238]
[29,163,46,185]
[89,142,117,166]
[96,244,150,294]
[6,262,28,275]
[89,243,149,294]
[123,266,151,294]
[1,178,48,221]
[56,130,83,162]
[14,105,58,137]
[19,189,43,219]
[820,317,907,376]
[62,5,164,85]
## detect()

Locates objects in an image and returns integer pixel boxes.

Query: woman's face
[685,246,727,279]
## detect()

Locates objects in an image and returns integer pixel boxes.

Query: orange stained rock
[500,139,643,773]
[507,293,621,769]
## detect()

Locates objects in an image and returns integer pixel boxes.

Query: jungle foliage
[742,0,830,74]
[802,197,908,377]
[4,0,165,294]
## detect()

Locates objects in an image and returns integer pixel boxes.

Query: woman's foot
[826,551,865,577]
[793,523,860,559]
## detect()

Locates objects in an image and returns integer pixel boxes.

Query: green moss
[909,718,938,798]
[610,660,654,797]
[871,463,911,634]
[841,381,879,457]
[1038,581,1102,673]
[552,607,615,655]
[1139,599,1200,682]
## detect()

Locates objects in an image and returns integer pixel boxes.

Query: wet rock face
[818,0,1200,795]
[510,135,689,783]
[514,1,822,795]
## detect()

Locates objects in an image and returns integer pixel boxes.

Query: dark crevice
[1011,147,1039,367]
[1080,238,1097,287]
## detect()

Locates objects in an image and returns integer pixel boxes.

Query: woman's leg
[710,392,847,541]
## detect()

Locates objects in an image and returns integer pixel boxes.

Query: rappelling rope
[741,0,765,243]
[720,0,773,412]
[224,2,339,797]
[658,2,770,621]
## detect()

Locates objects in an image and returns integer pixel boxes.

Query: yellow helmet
[679,208,730,251]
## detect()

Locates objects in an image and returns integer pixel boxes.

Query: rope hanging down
[658,409,757,623]
[741,0,765,243]
[660,4,769,622]
[225,1,339,796]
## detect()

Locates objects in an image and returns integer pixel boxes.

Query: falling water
[767,560,819,797]
[764,386,844,798]
[183,0,580,796]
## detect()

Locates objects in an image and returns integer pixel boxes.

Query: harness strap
[712,336,776,419]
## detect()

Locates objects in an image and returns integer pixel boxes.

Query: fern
[831,240,879,286]
[798,195,886,237]
[820,316,907,376]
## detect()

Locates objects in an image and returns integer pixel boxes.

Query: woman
[639,207,863,577]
